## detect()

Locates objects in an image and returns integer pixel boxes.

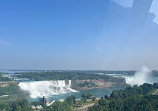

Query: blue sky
[112,0,134,7]
[0,0,158,70]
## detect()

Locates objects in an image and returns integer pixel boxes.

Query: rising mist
[125,66,152,86]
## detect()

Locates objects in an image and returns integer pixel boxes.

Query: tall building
[39,97,49,106]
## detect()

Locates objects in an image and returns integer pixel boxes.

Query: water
[1,69,158,102]
[17,75,158,102]
[106,67,158,86]
[28,87,125,102]
[0,69,43,74]
[19,80,76,98]
[19,80,125,102]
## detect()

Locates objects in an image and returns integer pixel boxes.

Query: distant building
[39,97,49,106]
[31,105,43,110]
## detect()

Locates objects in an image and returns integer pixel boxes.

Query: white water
[124,66,152,86]
[19,80,76,98]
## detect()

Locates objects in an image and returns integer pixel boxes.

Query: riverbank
[71,79,126,91]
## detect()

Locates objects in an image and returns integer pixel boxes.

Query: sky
[0,0,158,70]
[112,0,158,24]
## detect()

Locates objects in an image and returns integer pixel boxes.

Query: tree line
[1,83,158,111]
[88,83,158,111]
[14,71,125,83]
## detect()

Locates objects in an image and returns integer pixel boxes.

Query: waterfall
[18,80,76,98]
[123,67,158,86]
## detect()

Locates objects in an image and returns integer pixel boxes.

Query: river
[1,69,158,102]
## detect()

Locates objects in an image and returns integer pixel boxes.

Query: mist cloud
[125,66,152,86]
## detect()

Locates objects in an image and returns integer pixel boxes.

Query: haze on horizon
[0,0,158,70]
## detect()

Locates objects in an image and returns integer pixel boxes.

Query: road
[153,89,158,95]
[74,103,95,111]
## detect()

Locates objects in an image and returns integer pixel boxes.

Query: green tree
[0,101,10,111]
[49,101,72,111]
[64,95,76,106]
[9,98,33,111]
